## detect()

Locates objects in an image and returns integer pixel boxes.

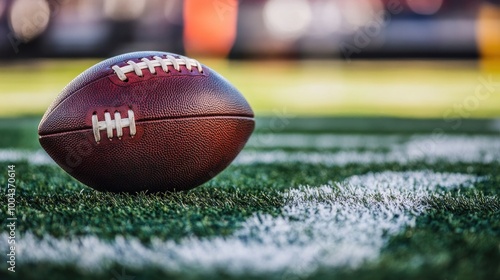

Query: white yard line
[0,149,54,165]
[247,134,405,149]
[0,171,482,275]
[237,135,500,165]
[1,135,498,166]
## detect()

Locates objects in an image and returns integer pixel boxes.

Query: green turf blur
[1,59,500,118]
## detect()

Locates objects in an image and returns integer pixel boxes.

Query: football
[38,51,254,193]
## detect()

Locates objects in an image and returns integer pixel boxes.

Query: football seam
[42,72,115,121]
[42,53,202,119]
[38,115,255,137]
[112,55,204,81]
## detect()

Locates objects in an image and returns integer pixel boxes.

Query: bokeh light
[341,0,383,29]
[407,0,444,16]
[183,0,238,57]
[103,0,146,21]
[309,0,342,37]
[264,0,312,40]
[9,0,51,42]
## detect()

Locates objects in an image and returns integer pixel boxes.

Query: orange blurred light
[477,3,500,71]
[183,0,238,58]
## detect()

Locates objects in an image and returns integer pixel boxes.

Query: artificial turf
[0,117,499,279]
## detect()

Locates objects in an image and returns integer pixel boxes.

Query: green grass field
[0,60,500,279]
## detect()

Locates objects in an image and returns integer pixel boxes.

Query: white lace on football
[91,110,136,142]
[111,55,203,81]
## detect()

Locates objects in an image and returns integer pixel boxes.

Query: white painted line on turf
[1,135,499,166]
[247,134,404,149]
[0,149,53,165]
[236,135,500,165]
[0,171,483,276]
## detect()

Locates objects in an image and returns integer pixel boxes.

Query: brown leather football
[38,51,254,193]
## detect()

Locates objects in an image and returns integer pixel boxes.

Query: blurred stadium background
[1,0,500,59]
[0,0,499,117]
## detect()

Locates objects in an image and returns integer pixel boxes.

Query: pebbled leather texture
[39,51,253,135]
[38,51,255,192]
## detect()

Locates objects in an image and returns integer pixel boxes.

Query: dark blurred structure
[0,0,499,59]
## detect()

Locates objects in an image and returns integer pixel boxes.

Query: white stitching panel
[166,54,180,71]
[153,56,168,72]
[141,58,156,74]
[112,55,203,81]
[180,55,192,71]
[91,114,101,142]
[128,110,136,137]
[114,111,123,138]
[104,112,114,139]
[127,61,143,77]
[111,65,127,81]
[92,110,136,143]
